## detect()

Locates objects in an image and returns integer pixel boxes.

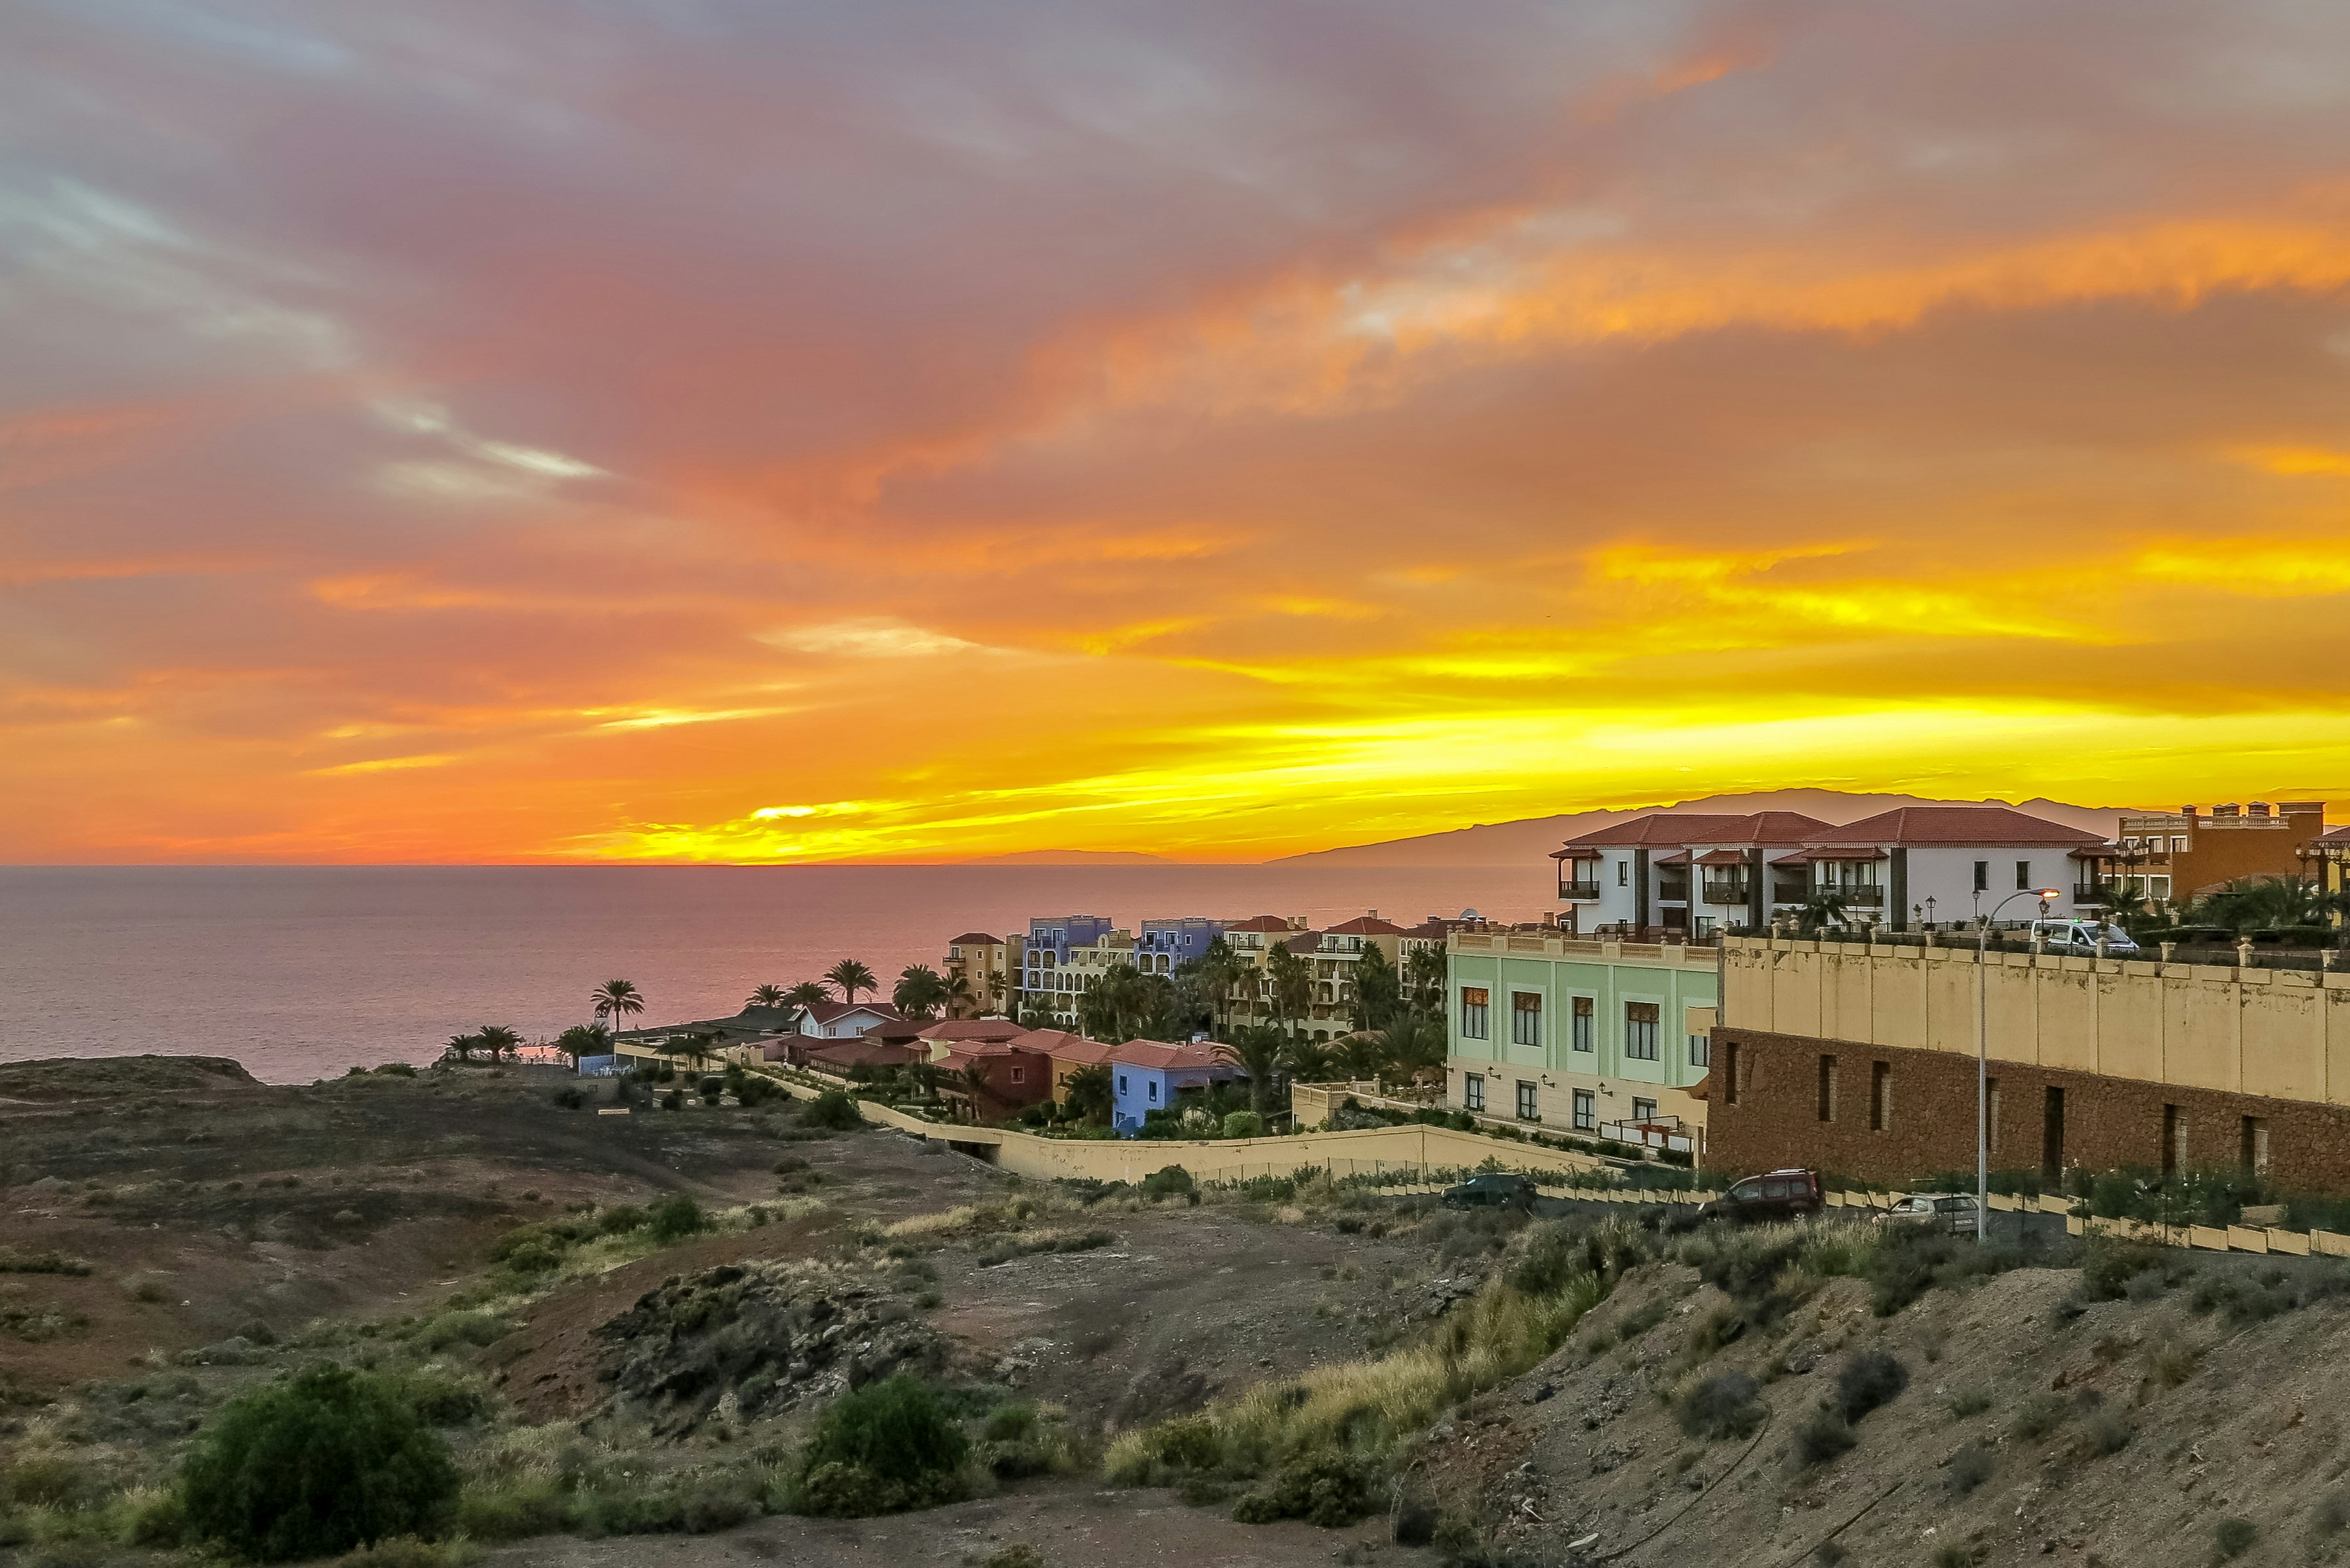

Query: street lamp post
[1978,886,2062,1245]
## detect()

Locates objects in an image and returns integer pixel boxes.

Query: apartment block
[2076,801,2331,909]
[1444,930,1719,1148]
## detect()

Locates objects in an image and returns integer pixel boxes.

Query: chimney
[2215,803,2241,820]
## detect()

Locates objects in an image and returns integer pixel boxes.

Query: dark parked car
[1694,1168,1824,1226]
[1441,1173,1537,1211]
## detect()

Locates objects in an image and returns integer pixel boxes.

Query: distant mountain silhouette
[956,848,1174,866]
[1271,789,2149,867]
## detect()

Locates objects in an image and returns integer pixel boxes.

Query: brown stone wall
[1709,1027,2350,1192]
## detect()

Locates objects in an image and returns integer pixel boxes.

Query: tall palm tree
[1228,1025,1285,1114]
[1796,892,1849,936]
[555,1023,608,1065]
[591,979,646,1038]
[1279,1033,1332,1085]
[444,1031,479,1065]
[786,979,832,1012]
[1264,945,1313,1038]
[747,983,788,1009]
[944,972,975,1019]
[1380,1012,1447,1087]
[954,1061,993,1122]
[1336,1030,1389,1084]
[477,1023,522,1063]
[893,965,951,1020]
[1192,937,1249,1038]
[826,959,878,1007]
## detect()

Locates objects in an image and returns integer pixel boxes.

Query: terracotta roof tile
[1802,805,2102,848]
[1323,915,1406,935]
[1109,1039,1243,1072]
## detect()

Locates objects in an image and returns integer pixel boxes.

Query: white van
[2030,918,2140,957]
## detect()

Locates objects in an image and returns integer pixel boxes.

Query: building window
[1463,1073,1485,1112]
[1118,1075,1128,1095]
[1460,987,1490,1040]
[2172,835,2189,854]
[1516,1080,1540,1121]
[1632,1096,1657,1123]
[1625,1002,1660,1061]
[2150,875,2172,901]
[1869,1061,1891,1131]
[1617,860,1630,887]
[1148,1081,1158,1103]
[2015,860,2032,891]
[1510,992,1542,1047]
[1973,860,1989,894]
[1571,996,1593,1052]
[1817,1055,1837,1122]
[1688,1032,1709,1068]
[1571,1089,1595,1130]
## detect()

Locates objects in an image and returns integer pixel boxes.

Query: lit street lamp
[1978,886,2061,1245]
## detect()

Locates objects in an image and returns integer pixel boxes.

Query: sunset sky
[5,0,2349,864]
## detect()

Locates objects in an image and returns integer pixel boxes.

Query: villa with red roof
[1108,1038,1246,1135]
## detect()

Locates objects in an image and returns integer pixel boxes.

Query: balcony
[1558,881,1601,901]
[2072,884,2108,904]
[1700,882,1752,905]
[1826,886,1885,907]
[1656,882,1691,904]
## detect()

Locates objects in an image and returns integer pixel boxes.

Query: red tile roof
[2317,826,2350,847]
[1693,849,1749,867]
[1802,806,2102,848]
[1027,1032,1114,1066]
[1553,811,1831,855]
[946,932,1006,947]
[1109,1039,1243,1072]
[917,1018,1025,1043]
[1222,914,1296,932]
[1323,915,1406,936]
[801,1000,906,1025]
[807,1039,923,1069]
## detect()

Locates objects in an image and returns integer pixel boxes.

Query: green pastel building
[1445,930,1718,1152]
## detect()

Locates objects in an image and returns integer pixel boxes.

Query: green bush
[1833,1351,1908,1421]
[1221,1111,1264,1139]
[1790,1408,1855,1467]
[413,1310,509,1353]
[1947,1440,1994,1496]
[2214,1517,2258,1560]
[646,1194,706,1244]
[2010,1393,2064,1441]
[1140,1165,1196,1201]
[1230,1451,1378,1527]
[801,1090,864,1131]
[1676,1372,1766,1440]
[179,1363,459,1561]
[2082,1240,2162,1301]
[788,1377,968,1518]
[1865,1228,2018,1316]
[598,1205,648,1235]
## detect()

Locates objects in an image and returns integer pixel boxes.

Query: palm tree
[1403,945,1447,1014]
[444,1031,479,1065]
[556,1023,608,1065]
[944,972,975,1019]
[786,979,832,1012]
[1380,1012,1447,1088]
[747,983,788,1009]
[1279,1033,1332,1085]
[953,1061,993,1122]
[1192,936,1249,1037]
[1796,892,1849,936]
[1264,944,1313,1038]
[827,959,878,1007]
[2091,882,2155,931]
[1228,1025,1285,1114]
[893,965,951,1020]
[1062,1063,1112,1124]
[477,1024,522,1063]
[591,979,646,1038]
[1336,1030,1389,1084]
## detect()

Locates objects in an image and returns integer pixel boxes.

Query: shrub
[1230,1451,1378,1528]
[788,1376,968,1518]
[1945,1387,1992,1419]
[1832,1351,1907,1421]
[2144,1336,2199,1389]
[2082,1241,2161,1301]
[414,1310,509,1354]
[1676,1372,1766,1441]
[1947,1440,1994,1496]
[2311,1489,2350,1540]
[2010,1394,2063,1441]
[1221,1112,1264,1139]
[551,1087,585,1110]
[646,1194,706,1244]
[801,1091,864,1131]
[2214,1517,2258,1560]
[661,1089,685,1112]
[4,1453,101,1509]
[179,1362,459,1561]
[1140,1165,1196,1202]
[1865,1229,2017,1316]
[1790,1408,1856,1467]
[2078,1409,2134,1457]
[598,1205,648,1235]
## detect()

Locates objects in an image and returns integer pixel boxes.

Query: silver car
[2030,919,2140,957]
[1873,1193,1979,1235]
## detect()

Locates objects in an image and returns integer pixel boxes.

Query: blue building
[1134,917,1224,976]
[1109,1040,1247,1135]
[1021,915,1118,994]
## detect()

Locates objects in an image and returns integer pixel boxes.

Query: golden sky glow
[3,1,2349,863]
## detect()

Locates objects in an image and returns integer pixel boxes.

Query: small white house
[1781,805,2106,929]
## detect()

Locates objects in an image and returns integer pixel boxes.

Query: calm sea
[0,865,1550,1083]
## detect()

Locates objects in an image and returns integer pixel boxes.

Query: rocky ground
[10,1057,2350,1568]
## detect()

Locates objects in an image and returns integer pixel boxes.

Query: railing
[1827,886,1885,907]
[2072,884,2107,903]
[1700,883,1752,905]
[1558,881,1601,900]
[1596,1118,1698,1156]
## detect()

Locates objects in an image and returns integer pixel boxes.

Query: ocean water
[0,864,1551,1083]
